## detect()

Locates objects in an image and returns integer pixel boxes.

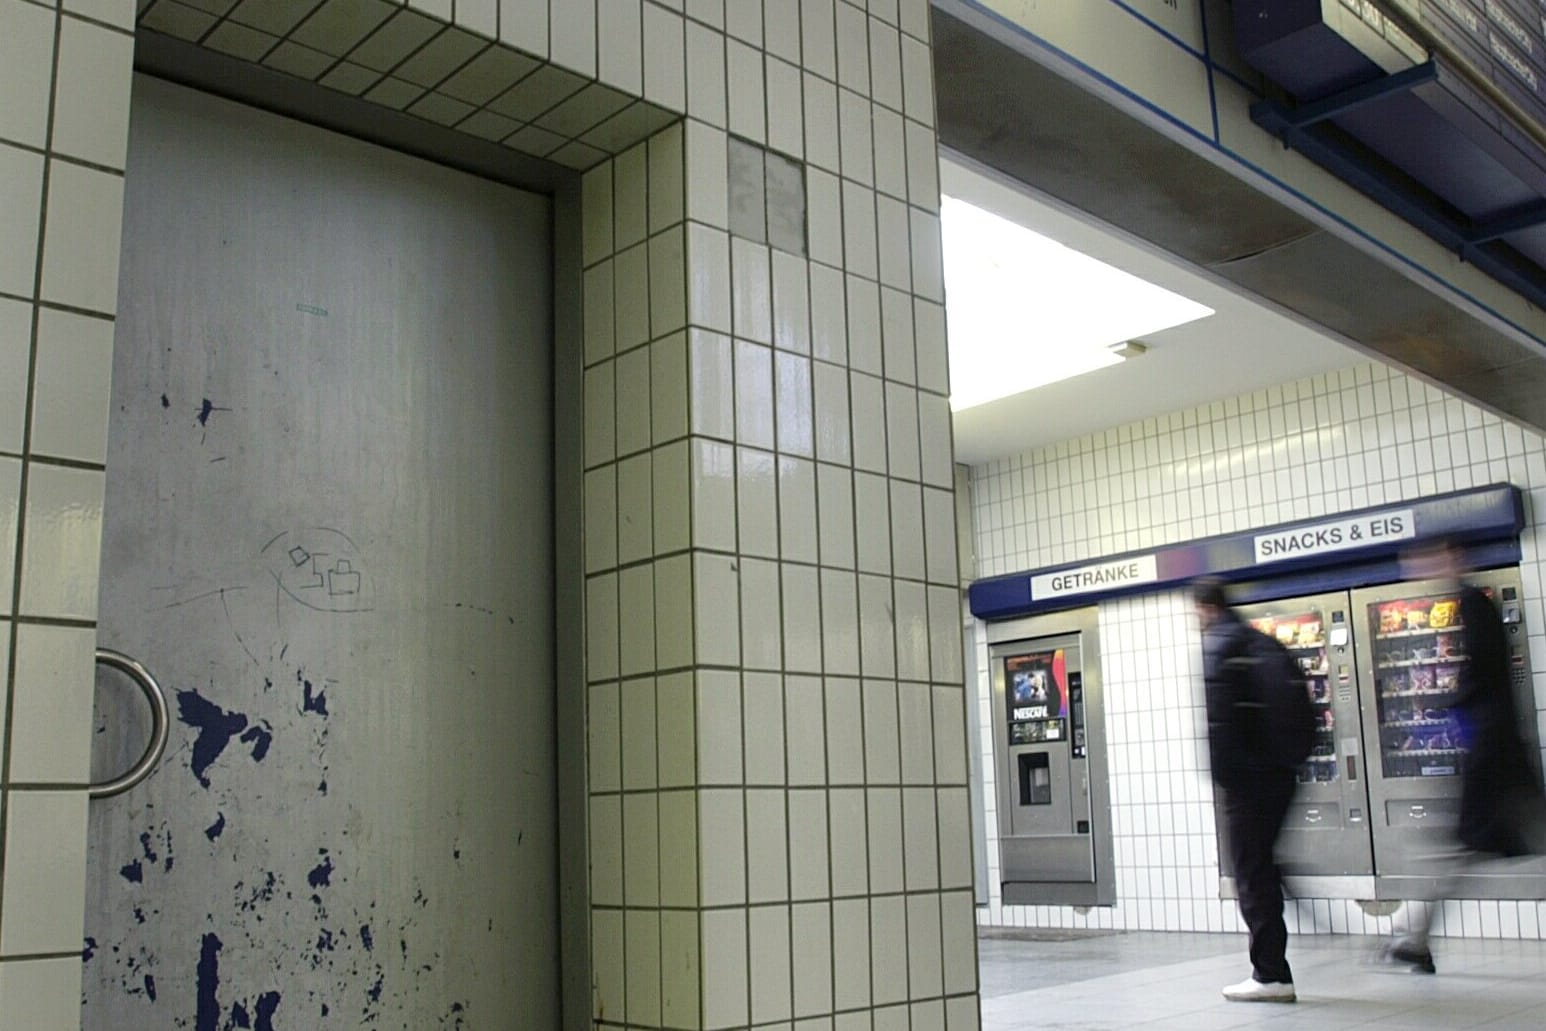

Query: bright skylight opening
[940,195,1216,411]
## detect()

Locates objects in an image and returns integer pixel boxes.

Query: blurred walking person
[1196,577,1316,1003]
[1383,538,1546,974]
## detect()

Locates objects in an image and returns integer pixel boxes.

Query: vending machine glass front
[1247,611,1336,786]
[1367,590,1470,779]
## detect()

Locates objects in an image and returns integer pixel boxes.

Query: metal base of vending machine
[988,607,1116,908]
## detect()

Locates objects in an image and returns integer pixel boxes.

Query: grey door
[84,76,557,1028]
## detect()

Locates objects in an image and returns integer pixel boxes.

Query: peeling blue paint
[301,677,328,717]
[144,974,157,1002]
[205,813,226,841]
[307,855,333,889]
[176,690,249,788]
[160,393,170,408]
[240,722,272,762]
[83,937,97,962]
[133,906,146,924]
[254,992,281,1031]
[197,398,215,426]
[360,924,373,952]
[366,972,383,1003]
[196,933,222,1031]
[120,860,143,884]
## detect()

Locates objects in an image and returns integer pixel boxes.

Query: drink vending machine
[987,606,1116,906]
[1219,568,1546,900]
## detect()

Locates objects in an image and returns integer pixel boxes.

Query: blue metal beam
[1252,91,1546,314]
[1464,200,1546,246]
[1267,61,1438,129]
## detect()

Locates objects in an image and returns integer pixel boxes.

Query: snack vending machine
[1231,594,1374,890]
[1353,571,1546,895]
[1217,568,1545,899]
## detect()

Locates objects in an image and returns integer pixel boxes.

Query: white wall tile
[779,456,820,563]
[550,0,598,77]
[732,237,773,344]
[727,38,766,142]
[0,957,84,1031]
[18,463,103,620]
[869,894,908,1004]
[776,351,816,458]
[697,669,744,785]
[817,462,856,569]
[781,564,824,675]
[803,72,841,173]
[624,791,661,906]
[776,676,823,785]
[747,790,789,902]
[735,340,776,449]
[853,472,891,574]
[0,790,88,955]
[850,373,888,474]
[821,568,860,675]
[841,179,879,280]
[834,0,870,92]
[51,17,135,169]
[813,360,853,466]
[886,384,921,483]
[0,300,30,454]
[699,788,747,906]
[847,275,883,376]
[653,440,691,553]
[0,1,58,149]
[838,88,874,186]
[791,901,834,1018]
[767,56,805,159]
[701,908,749,1026]
[829,786,870,895]
[655,554,695,670]
[592,908,624,1021]
[0,145,45,298]
[651,227,688,338]
[618,563,656,676]
[800,0,838,79]
[859,574,897,678]
[740,557,784,670]
[8,624,95,785]
[867,787,904,892]
[749,904,793,1022]
[589,683,621,792]
[686,19,728,127]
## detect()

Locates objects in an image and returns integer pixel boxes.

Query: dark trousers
[1222,770,1296,984]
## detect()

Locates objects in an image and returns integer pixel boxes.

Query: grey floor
[978,929,1546,1029]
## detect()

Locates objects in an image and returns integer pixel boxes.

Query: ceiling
[943,155,1365,466]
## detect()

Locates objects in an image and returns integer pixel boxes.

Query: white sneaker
[1222,977,1296,1002]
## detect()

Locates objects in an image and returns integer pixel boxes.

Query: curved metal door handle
[89,648,170,799]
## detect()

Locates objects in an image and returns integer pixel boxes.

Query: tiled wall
[1,0,136,1026]
[970,362,1546,941]
[3,0,984,1027]
[577,2,981,1025]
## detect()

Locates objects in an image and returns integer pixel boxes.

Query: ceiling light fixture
[940,195,1214,411]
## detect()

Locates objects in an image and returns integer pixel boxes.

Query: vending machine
[1353,572,1546,896]
[987,607,1116,906]
[1229,593,1375,896]
[1217,568,1546,899]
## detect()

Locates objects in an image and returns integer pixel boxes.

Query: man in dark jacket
[1195,577,1297,1003]
[1384,539,1545,973]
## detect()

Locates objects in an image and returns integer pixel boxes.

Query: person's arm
[1204,624,1251,788]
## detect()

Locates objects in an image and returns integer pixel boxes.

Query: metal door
[84,77,558,1028]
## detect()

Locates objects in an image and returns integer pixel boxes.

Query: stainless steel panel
[1000,835,1097,883]
[85,77,558,1026]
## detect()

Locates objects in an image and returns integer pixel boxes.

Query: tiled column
[581,2,980,1026]
[0,0,136,1027]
